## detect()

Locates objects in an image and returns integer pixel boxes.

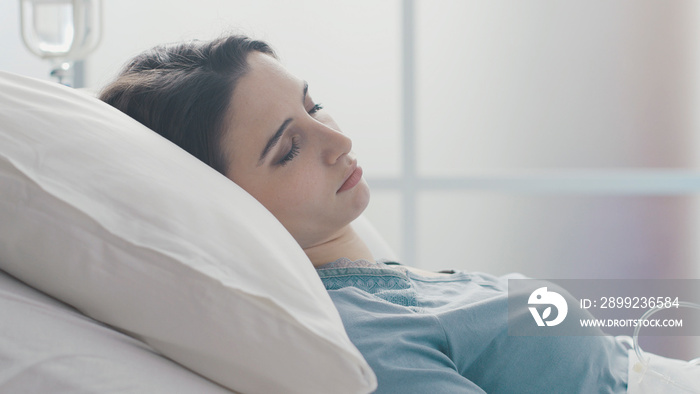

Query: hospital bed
[0,71,697,393]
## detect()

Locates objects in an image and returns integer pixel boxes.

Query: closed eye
[279,136,300,166]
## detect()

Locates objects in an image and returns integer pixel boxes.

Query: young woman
[100,35,628,393]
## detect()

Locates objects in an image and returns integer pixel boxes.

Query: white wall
[414,0,700,280]
[416,0,699,172]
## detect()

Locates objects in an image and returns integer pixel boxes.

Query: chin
[351,179,371,217]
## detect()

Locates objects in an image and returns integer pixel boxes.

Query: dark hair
[99,35,275,175]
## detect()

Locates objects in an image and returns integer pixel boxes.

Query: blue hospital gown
[317,259,628,394]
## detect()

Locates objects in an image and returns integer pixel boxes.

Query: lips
[337,164,363,193]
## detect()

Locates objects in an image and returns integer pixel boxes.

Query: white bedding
[0,269,232,393]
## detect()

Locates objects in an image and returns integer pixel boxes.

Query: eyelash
[277,103,322,166]
[309,103,323,115]
[279,136,300,166]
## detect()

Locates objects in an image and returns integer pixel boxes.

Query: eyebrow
[257,82,309,165]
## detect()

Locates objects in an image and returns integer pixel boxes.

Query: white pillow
[0,71,376,394]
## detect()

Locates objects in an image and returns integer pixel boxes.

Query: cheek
[262,171,324,216]
[283,173,326,207]
[229,160,330,227]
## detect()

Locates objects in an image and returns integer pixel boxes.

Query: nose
[316,122,352,165]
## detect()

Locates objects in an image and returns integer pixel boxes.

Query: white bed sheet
[0,269,234,394]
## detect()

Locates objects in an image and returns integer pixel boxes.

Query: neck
[304,225,374,267]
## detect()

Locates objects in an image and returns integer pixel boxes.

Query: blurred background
[2,0,699,358]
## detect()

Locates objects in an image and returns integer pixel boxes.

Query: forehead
[223,52,301,163]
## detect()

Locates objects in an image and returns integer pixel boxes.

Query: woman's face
[223,52,370,249]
